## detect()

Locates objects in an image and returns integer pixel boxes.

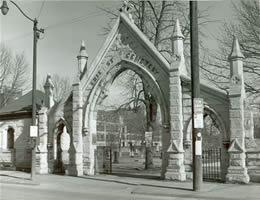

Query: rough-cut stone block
[247,153,260,159]
[230,118,243,130]
[169,71,180,77]
[231,159,244,166]
[230,153,245,160]
[73,121,83,128]
[230,98,242,109]
[182,99,191,107]
[165,170,186,181]
[230,110,242,118]
[35,152,48,174]
[170,99,181,106]
[170,106,181,114]
[183,106,191,114]
[226,168,250,184]
[169,77,180,84]
[165,152,186,181]
[171,121,182,131]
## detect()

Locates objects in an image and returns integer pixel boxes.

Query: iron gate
[202,148,222,182]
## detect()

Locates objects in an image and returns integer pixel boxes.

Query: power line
[44,11,103,30]
[2,32,32,43]
[2,11,104,43]
[37,0,46,20]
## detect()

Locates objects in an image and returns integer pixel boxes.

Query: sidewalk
[0,170,38,185]
[80,174,260,200]
[1,170,260,200]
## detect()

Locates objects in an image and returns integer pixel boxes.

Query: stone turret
[226,37,249,184]
[173,19,184,57]
[77,40,88,76]
[44,74,54,108]
[171,19,187,75]
[229,36,245,98]
[165,19,187,181]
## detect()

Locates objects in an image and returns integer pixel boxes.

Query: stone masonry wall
[0,118,32,170]
[246,150,260,182]
[181,84,193,179]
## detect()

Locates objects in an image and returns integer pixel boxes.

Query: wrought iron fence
[202,148,222,181]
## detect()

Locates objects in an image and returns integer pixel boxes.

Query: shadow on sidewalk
[80,173,193,192]
[110,172,161,180]
[0,173,31,181]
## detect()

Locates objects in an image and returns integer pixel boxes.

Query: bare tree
[0,45,29,108]
[101,1,213,167]
[201,0,260,96]
[101,0,214,105]
[40,73,72,103]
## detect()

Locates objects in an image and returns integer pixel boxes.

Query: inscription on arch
[124,52,159,75]
[90,52,159,87]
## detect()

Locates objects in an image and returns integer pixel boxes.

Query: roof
[180,74,228,102]
[80,8,228,99]
[81,11,170,88]
[0,90,45,114]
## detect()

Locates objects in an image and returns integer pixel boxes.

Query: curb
[0,180,40,186]
[79,176,140,186]
[79,175,194,191]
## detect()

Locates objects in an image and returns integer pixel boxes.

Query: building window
[7,127,14,149]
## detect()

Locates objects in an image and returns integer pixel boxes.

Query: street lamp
[0,0,8,15]
[0,0,44,181]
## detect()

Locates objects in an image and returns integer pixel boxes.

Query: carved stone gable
[83,21,170,106]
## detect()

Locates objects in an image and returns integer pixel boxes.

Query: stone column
[226,37,250,183]
[68,82,83,176]
[36,106,48,174]
[165,19,186,181]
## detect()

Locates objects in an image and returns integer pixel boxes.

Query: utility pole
[190,1,203,191]
[1,0,44,181]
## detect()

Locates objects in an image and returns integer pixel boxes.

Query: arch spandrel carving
[82,22,170,103]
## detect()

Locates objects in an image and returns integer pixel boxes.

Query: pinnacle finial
[173,19,184,39]
[120,0,133,13]
[119,0,134,22]
[80,40,85,50]
[229,36,244,60]
[44,74,54,89]
[78,40,88,58]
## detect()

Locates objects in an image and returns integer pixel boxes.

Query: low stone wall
[246,150,260,182]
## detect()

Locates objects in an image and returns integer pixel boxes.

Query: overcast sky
[0,0,236,90]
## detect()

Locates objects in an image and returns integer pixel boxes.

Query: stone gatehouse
[0,4,259,183]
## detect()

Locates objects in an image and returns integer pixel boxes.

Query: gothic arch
[82,59,170,175]
[83,59,169,129]
[50,118,71,173]
[54,118,72,135]
[184,105,228,145]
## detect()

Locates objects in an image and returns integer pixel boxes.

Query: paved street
[1,172,260,200]
[0,175,173,200]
